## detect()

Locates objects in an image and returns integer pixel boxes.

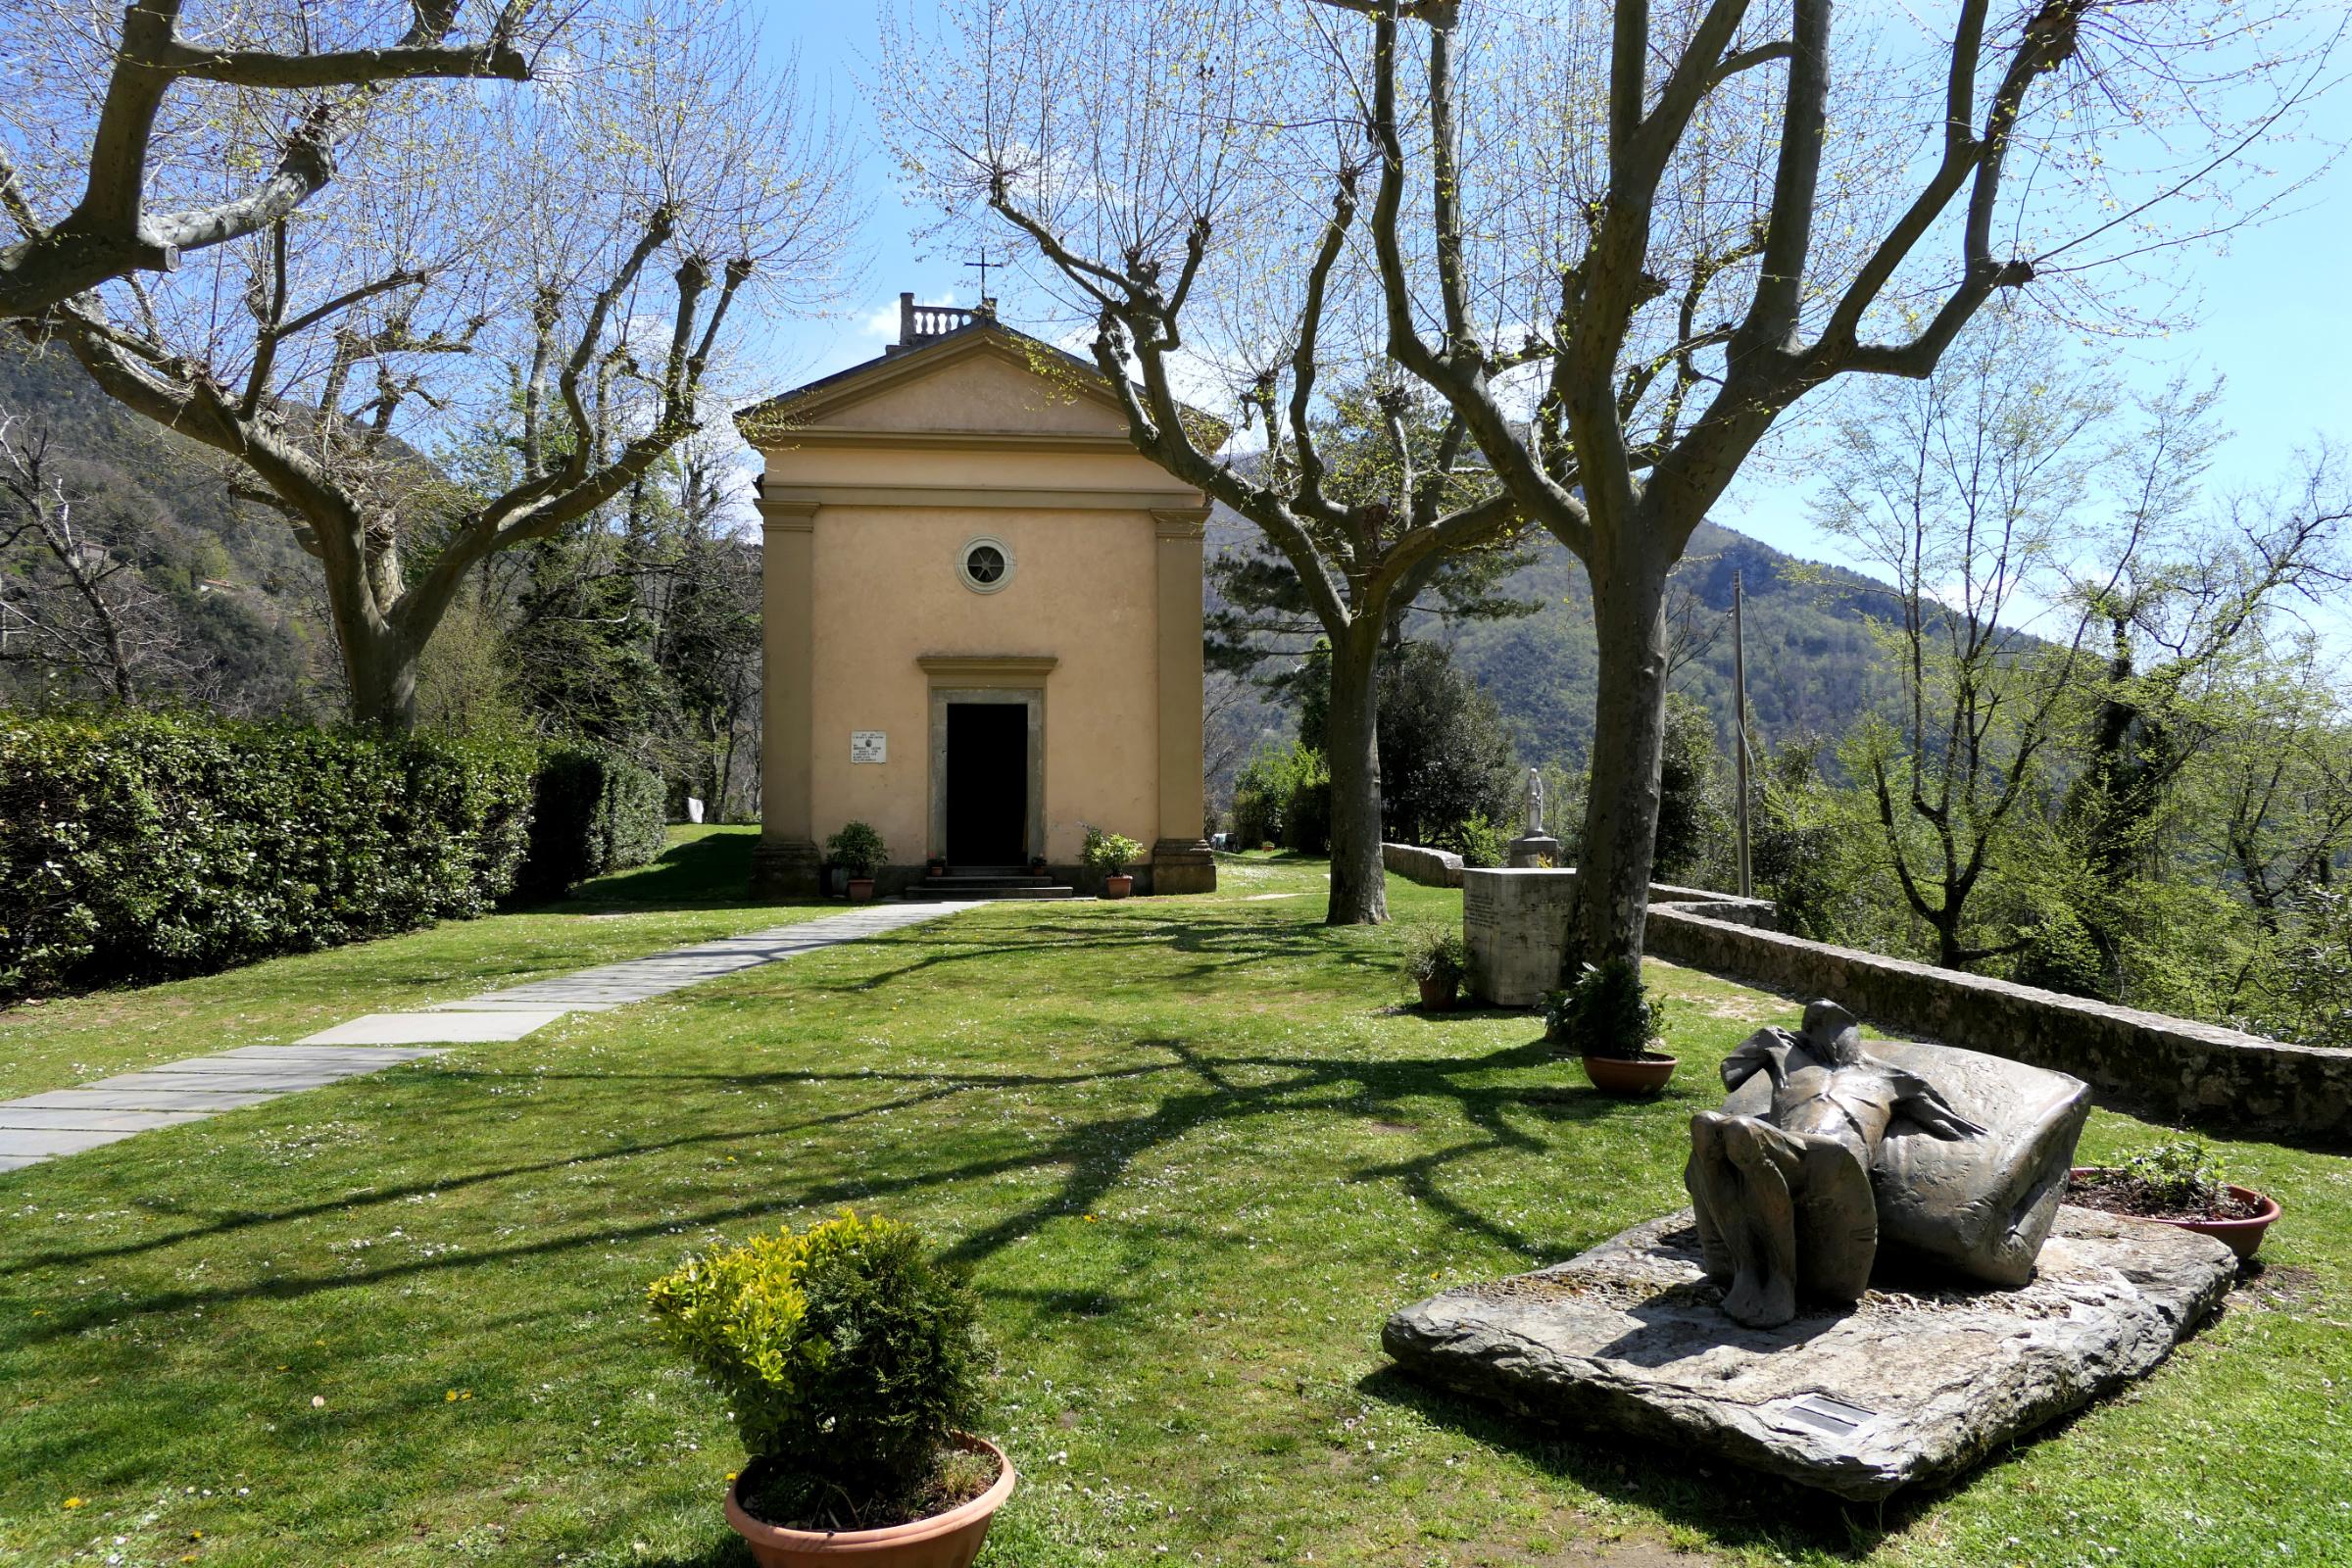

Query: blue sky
[752,5,2352,583]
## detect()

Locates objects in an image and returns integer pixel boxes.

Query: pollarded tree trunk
[1570,543,1674,970]
[1324,622,1390,925]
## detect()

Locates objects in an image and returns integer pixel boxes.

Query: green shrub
[1401,925,1467,985]
[1282,759,1331,855]
[646,1212,987,1494]
[1230,745,1293,849]
[1435,811,1507,868]
[1544,957,1667,1060]
[1080,824,1143,874]
[2258,887,2352,1050]
[825,820,888,878]
[514,746,667,902]
[2118,1140,2230,1211]
[0,710,534,1000]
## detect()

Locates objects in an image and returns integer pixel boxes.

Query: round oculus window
[958,536,1013,593]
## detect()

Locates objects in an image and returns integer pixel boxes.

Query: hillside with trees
[0,336,335,715]
[1204,501,1902,782]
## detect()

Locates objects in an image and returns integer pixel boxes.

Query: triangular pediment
[738,325,1140,445]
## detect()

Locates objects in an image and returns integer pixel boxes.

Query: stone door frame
[917,655,1056,863]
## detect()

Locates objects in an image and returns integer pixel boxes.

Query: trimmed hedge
[514,745,668,902]
[1,710,540,1002]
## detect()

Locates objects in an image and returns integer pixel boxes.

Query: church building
[737,295,1217,897]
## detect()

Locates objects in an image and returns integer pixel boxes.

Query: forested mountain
[3,335,763,813]
[0,336,334,713]
[1203,505,1904,772]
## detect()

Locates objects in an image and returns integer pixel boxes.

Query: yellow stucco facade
[739,305,1215,896]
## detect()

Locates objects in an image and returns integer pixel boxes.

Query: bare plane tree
[890,0,2334,955]
[0,0,551,319]
[16,0,858,730]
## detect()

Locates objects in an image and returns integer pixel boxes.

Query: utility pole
[1733,568,1752,900]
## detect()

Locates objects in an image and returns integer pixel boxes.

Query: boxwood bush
[0,710,538,1001]
[647,1211,987,1496]
[514,745,668,902]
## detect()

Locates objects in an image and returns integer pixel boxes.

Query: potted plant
[1403,926,1468,1011]
[827,821,887,901]
[648,1211,1012,1567]
[926,855,950,879]
[1081,824,1143,899]
[2069,1139,2280,1260]
[1026,853,1048,878]
[1547,958,1678,1096]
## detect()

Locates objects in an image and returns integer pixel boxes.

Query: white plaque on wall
[850,730,887,763]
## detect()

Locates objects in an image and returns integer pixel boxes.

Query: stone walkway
[0,901,978,1172]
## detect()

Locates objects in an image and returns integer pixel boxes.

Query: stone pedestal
[1463,867,1579,1006]
[750,837,822,899]
[1506,834,1562,868]
[1150,839,1217,895]
[1384,1207,2236,1501]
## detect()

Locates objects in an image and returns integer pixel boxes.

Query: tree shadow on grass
[527,829,803,915]
[4,1018,1684,1351]
[1354,1362,1903,1559]
[821,907,1402,994]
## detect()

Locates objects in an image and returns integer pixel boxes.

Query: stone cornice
[916,654,1060,685]
[1152,506,1211,539]
[762,485,1205,514]
[755,427,1145,455]
[755,497,817,531]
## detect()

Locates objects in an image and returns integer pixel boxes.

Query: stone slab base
[1150,840,1217,895]
[1463,867,1581,1005]
[1507,834,1562,868]
[1383,1207,2235,1501]
[750,836,822,899]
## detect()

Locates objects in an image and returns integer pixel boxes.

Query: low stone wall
[1646,903,2352,1142]
[1383,843,1465,888]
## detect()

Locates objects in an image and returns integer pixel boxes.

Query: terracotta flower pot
[1102,874,1133,899]
[1580,1052,1678,1097]
[2069,1167,2281,1260]
[723,1435,1015,1568]
[847,878,876,903]
[1417,974,1458,1011]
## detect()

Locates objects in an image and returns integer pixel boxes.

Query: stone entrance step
[903,875,1077,901]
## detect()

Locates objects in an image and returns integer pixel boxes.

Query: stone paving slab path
[0,900,978,1170]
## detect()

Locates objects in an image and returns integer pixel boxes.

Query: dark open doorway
[945,702,1029,864]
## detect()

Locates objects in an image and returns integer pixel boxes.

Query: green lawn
[1,847,2344,1567]
[0,826,829,1102]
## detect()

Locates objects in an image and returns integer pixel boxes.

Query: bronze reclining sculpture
[1685,1001,2091,1328]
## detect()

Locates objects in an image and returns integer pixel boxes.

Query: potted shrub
[1081,824,1143,899]
[2069,1140,2280,1260]
[1404,926,1468,1011]
[1026,853,1048,877]
[827,821,887,901]
[1547,958,1678,1096]
[648,1211,1012,1567]
[926,855,950,879]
